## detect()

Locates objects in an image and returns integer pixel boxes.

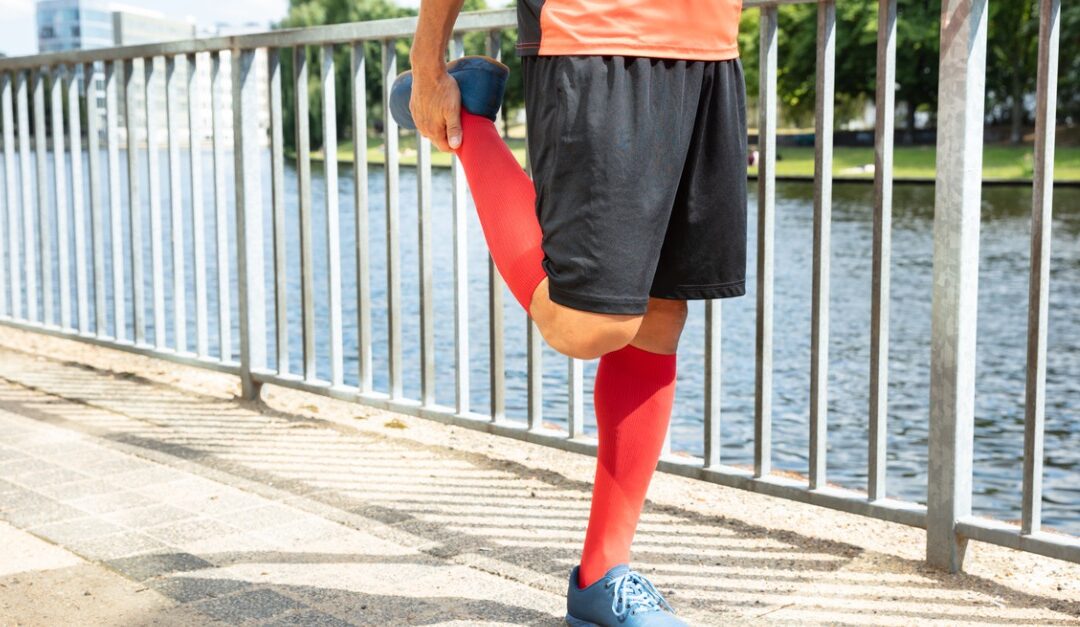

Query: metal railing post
[295,46,316,381]
[754,5,778,479]
[381,39,402,400]
[1,73,20,320]
[66,64,88,334]
[321,44,344,389]
[1021,0,1060,537]
[105,60,124,341]
[16,71,34,324]
[165,56,186,352]
[145,57,165,349]
[809,0,836,491]
[869,0,898,503]
[486,30,506,424]
[210,52,231,361]
[124,58,145,345]
[50,66,70,330]
[450,34,470,416]
[703,300,721,468]
[268,48,288,374]
[926,0,988,573]
[232,48,266,399]
[350,43,372,395]
[33,68,49,326]
[187,53,209,358]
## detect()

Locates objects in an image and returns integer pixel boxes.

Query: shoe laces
[604,569,677,621]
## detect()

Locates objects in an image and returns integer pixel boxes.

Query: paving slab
[0,521,221,626]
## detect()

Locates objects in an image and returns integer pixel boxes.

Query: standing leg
[577,298,687,588]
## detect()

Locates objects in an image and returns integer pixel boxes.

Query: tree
[275,0,1076,151]
[894,0,940,143]
[274,0,520,151]
[1060,3,1080,125]
[277,0,415,153]
[738,0,937,139]
[774,2,877,127]
[988,0,1039,143]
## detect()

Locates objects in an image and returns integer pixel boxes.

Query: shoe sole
[565,614,600,627]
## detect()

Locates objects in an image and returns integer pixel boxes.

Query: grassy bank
[306,132,1080,183]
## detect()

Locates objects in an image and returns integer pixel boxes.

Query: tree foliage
[278,0,414,151]
[738,0,1076,140]
[988,0,1040,142]
[275,0,1077,151]
[275,0,521,151]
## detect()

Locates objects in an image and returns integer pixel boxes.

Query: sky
[0,0,291,57]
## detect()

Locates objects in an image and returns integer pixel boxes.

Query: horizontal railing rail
[0,1,1074,571]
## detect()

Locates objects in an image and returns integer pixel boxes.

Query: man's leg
[577,298,687,588]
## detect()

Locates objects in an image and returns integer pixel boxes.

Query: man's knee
[533,303,642,360]
[631,299,688,355]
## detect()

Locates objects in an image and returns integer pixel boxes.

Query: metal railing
[0,1,1074,572]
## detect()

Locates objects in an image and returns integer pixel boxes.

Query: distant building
[36,0,195,53]
[110,6,197,145]
[111,5,196,46]
[34,0,269,147]
[37,1,196,142]
[196,22,272,145]
[36,0,114,53]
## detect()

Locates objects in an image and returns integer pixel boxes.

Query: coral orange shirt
[516,0,743,61]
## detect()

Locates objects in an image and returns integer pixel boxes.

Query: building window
[84,9,109,23]
[40,26,56,39]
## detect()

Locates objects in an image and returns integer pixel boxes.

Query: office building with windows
[37,0,114,53]
[35,1,269,147]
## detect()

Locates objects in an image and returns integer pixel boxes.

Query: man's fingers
[420,118,450,153]
[417,117,454,153]
[445,110,462,151]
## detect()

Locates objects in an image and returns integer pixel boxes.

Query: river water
[12,150,1079,534]
[289,159,1080,533]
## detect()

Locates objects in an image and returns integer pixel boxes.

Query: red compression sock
[453,111,547,313]
[578,344,677,589]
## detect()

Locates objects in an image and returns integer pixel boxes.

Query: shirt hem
[516,41,740,62]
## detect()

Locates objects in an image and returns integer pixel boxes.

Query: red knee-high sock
[453,111,547,313]
[578,344,677,589]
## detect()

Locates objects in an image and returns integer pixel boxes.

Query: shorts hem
[650,279,746,301]
[547,285,650,315]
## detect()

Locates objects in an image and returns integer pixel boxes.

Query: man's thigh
[520,54,705,316]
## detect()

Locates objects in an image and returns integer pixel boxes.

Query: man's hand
[410,70,463,153]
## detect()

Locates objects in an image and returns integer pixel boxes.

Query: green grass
[749,145,1080,182]
[308,133,1080,183]
[308,132,528,170]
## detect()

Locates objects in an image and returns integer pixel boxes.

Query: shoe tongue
[605,564,631,579]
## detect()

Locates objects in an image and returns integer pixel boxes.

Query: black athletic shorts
[521,54,748,315]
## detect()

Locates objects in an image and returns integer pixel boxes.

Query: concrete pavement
[0,326,1077,626]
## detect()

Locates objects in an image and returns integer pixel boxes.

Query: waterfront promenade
[0,325,1077,626]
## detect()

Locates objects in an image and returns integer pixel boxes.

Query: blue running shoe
[565,563,689,626]
[389,55,509,131]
